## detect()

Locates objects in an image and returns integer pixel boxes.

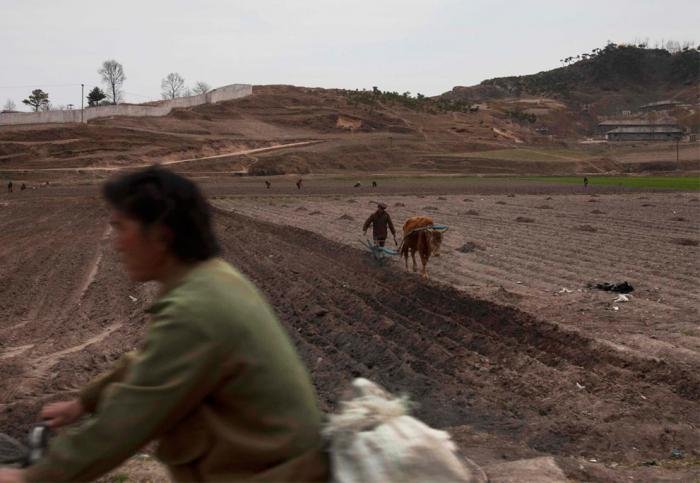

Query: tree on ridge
[161,72,185,99]
[98,59,126,104]
[22,89,49,112]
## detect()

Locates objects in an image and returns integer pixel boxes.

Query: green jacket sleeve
[78,351,137,413]
[25,307,224,482]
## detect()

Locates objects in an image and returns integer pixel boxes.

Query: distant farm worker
[584,176,589,188]
[363,202,397,247]
[7,181,12,193]
[20,183,26,191]
[265,180,271,189]
[0,166,328,483]
[296,178,303,190]
[372,181,377,188]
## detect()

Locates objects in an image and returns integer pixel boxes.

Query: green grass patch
[519,176,700,190]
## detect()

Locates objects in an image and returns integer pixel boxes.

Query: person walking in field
[265,180,271,189]
[584,176,589,188]
[363,202,397,247]
[0,166,328,483]
[296,178,303,190]
[7,181,12,193]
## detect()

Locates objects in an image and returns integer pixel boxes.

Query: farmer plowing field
[362,202,397,248]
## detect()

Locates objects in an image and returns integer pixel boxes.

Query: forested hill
[444,43,699,105]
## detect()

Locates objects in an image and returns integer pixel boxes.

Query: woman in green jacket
[0,166,328,482]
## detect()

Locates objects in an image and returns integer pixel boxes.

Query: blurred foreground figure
[7,166,328,482]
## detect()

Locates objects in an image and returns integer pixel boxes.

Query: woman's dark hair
[103,165,220,262]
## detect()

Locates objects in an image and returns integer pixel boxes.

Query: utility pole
[81,83,84,123]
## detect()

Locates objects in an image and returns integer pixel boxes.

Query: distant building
[639,100,682,112]
[606,126,684,141]
[621,110,632,116]
[597,120,678,135]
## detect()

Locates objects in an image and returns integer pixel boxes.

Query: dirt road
[0,140,322,173]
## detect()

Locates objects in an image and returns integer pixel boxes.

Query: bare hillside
[443,44,700,137]
[1,84,698,178]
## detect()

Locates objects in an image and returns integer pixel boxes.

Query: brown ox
[399,216,443,278]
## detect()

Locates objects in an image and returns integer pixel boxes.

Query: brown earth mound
[671,238,698,246]
[456,242,485,253]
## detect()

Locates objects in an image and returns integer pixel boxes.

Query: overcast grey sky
[1,0,697,110]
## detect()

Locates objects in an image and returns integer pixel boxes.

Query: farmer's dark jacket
[363,209,396,240]
[25,259,328,482]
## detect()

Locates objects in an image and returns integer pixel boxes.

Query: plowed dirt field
[0,179,698,481]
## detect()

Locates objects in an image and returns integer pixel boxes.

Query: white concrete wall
[206,84,252,104]
[0,84,252,126]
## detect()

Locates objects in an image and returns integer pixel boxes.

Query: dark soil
[457,242,485,253]
[671,238,698,246]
